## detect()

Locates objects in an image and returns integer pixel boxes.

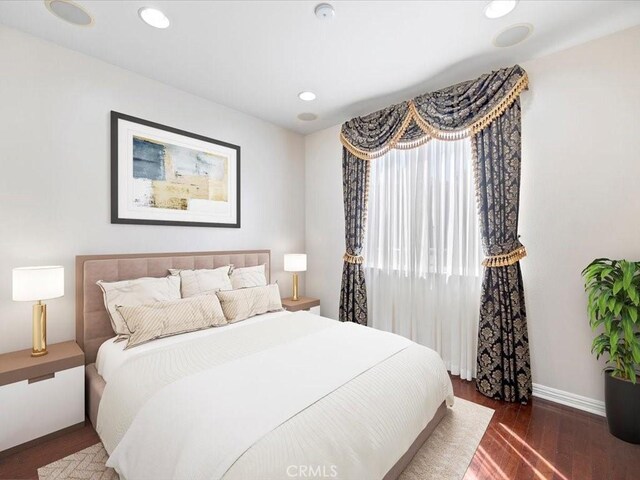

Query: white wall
[304,125,344,320]
[519,26,640,402]
[304,26,640,402]
[0,26,305,354]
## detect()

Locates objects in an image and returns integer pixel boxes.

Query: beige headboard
[76,250,271,364]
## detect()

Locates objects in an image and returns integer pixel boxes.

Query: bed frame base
[86,364,105,428]
[383,401,448,480]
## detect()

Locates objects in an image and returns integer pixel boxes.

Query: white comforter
[97,312,454,480]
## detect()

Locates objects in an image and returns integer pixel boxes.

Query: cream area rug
[38,397,493,480]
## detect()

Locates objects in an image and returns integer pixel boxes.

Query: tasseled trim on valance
[469,74,529,135]
[340,66,529,161]
[482,246,528,268]
[395,135,432,150]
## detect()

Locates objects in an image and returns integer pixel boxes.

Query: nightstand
[0,341,85,454]
[281,297,320,315]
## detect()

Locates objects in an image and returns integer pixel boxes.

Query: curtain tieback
[343,252,364,264]
[482,246,527,268]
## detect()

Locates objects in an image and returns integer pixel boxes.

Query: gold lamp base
[32,301,47,357]
[291,272,299,301]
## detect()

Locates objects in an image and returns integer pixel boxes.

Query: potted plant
[582,258,640,444]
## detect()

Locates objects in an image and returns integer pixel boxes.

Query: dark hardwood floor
[454,377,640,480]
[1,375,638,479]
[0,423,99,480]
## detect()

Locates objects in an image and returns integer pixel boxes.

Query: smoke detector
[314,3,335,20]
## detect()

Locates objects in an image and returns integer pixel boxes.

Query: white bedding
[95,310,291,383]
[96,312,454,480]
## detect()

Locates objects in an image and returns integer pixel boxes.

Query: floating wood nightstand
[0,341,85,455]
[281,296,320,315]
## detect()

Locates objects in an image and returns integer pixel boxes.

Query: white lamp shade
[12,266,64,302]
[284,254,307,272]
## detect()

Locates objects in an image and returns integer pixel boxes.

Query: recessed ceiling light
[493,24,533,48]
[44,0,94,27]
[314,3,335,20]
[297,113,318,122]
[138,7,170,29]
[298,91,317,101]
[484,0,518,19]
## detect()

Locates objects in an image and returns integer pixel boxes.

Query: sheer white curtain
[364,138,482,380]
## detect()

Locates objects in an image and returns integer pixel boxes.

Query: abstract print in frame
[111,111,240,228]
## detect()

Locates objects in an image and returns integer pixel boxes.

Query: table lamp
[284,254,306,301]
[12,266,64,357]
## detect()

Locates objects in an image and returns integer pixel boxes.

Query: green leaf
[582,258,611,276]
[599,292,611,316]
[613,279,623,295]
[629,287,639,306]
[604,316,613,334]
[628,368,637,384]
[610,330,619,356]
[632,343,640,364]
[614,301,624,317]
[601,267,613,280]
[629,306,638,323]
[624,319,635,344]
[623,262,633,289]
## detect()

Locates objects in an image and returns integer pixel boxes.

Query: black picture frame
[110,111,241,228]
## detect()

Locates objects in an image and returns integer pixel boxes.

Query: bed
[76,250,454,480]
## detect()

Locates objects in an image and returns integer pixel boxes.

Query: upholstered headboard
[75,250,271,364]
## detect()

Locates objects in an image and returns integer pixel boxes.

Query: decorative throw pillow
[117,295,227,349]
[230,264,267,290]
[169,266,233,298]
[97,275,181,338]
[216,284,282,323]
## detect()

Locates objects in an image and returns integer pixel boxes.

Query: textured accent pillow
[216,284,283,323]
[97,275,181,338]
[117,295,227,349]
[230,264,267,290]
[170,266,233,298]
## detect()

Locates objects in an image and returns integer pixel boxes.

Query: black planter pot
[604,370,640,444]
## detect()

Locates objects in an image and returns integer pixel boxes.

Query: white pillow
[117,295,227,349]
[97,275,181,338]
[216,284,282,323]
[230,264,267,289]
[170,266,233,298]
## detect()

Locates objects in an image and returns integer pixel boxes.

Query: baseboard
[0,421,85,458]
[532,383,605,417]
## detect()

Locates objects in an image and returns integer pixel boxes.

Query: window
[364,138,483,380]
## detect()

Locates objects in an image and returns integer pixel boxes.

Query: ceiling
[1,1,639,134]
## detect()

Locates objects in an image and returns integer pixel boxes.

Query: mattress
[95,311,454,480]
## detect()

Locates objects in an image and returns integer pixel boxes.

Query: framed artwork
[111,111,241,228]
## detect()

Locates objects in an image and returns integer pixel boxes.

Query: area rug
[38,397,493,480]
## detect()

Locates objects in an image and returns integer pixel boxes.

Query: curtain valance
[340,65,528,160]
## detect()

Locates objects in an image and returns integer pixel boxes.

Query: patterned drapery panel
[339,149,369,325]
[473,100,531,403]
[338,64,531,402]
